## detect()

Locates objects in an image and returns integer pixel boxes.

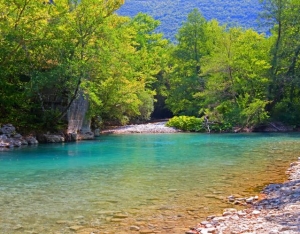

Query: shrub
[166,116,206,132]
[167,116,233,132]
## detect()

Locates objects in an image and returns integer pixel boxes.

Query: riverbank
[186,158,300,234]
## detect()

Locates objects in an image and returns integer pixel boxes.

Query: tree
[199,27,271,127]
[166,9,213,116]
[260,0,300,124]
[0,0,124,130]
[82,13,169,125]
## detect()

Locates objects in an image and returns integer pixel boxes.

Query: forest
[117,0,267,41]
[1,0,300,133]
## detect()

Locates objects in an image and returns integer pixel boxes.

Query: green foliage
[271,99,300,126]
[82,13,169,125]
[166,116,232,132]
[0,0,167,129]
[166,116,205,132]
[2,0,300,132]
[166,9,213,116]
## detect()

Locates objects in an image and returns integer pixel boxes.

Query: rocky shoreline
[186,158,300,234]
[0,124,38,148]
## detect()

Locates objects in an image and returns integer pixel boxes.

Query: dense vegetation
[1,0,300,133]
[117,0,267,40]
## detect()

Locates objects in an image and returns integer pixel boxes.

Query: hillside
[117,0,267,40]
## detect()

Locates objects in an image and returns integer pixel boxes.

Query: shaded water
[0,133,300,233]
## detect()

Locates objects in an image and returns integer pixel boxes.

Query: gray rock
[94,128,100,137]
[25,136,38,145]
[0,135,7,141]
[13,133,22,139]
[78,131,94,140]
[37,134,65,143]
[1,124,16,136]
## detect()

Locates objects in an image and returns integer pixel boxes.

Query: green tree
[82,13,169,125]
[0,0,124,130]
[166,9,213,116]
[260,0,300,125]
[199,28,271,127]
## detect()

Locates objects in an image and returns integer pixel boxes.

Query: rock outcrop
[0,124,38,148]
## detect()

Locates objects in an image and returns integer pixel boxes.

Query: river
[0,133,299,233]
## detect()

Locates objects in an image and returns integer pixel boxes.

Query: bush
[167,116,233,132]
[166,116,206,132]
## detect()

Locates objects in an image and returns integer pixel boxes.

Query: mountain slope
[117,0,267,40]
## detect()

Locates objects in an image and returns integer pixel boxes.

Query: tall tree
[260,0,300,124]
[166,9,212,116]
[82,13,169,125]
[200,28,271,127]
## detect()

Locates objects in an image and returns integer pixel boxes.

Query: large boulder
[0,135,9,147]
[1,124,16,137]
[25,136,39,145]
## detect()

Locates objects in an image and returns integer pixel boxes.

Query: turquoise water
[0,133,300,233]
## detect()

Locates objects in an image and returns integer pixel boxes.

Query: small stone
[69,225,84,231]
[269,231,279,234]
[56,220,68,224]
[230,214,239,221]
[246,197,254,203]
[110,218,123,222]
[222,211,232,216]
[212,216,227,222]
[205,223,213,228]
[113,214,128,219]
[228,195,235,202]
[237,211,247,216]
[200,221,210,225]
[252,210,261,215]
[139,230,155,234]
[186,231,198,234]
[207,215,215,220]
[130,226,140,231]
[224,208,237,213]
[13,225,23,230]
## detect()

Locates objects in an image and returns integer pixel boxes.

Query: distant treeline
[117,0,268,40]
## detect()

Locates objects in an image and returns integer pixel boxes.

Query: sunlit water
[1,133,300,233]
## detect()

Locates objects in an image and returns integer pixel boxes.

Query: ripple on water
[0,133,299,233]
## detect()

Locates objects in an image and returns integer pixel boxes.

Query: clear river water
[0,133,300,234]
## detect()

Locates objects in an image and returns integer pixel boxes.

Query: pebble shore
[186,158,300,234]
[101,121,180,134]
